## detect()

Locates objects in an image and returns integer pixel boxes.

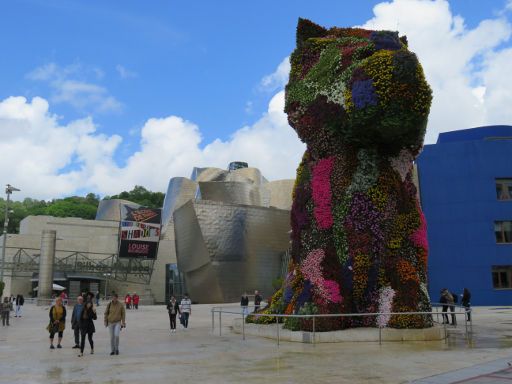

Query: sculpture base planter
[235,319,445,343]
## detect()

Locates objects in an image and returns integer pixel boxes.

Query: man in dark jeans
[71,296,84,348]
[254,290,262,312]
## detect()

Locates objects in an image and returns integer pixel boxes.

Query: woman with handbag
[78,301,97,356]
[47,297,66,349]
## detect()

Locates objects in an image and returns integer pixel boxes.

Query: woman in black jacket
[78,301,97,356]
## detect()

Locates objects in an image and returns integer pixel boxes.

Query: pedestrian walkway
[0,304,511,383]
[411,357,512,383]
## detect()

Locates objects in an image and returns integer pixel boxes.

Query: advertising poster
[119,205,162,259]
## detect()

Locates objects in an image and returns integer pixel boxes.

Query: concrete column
[38,230,56,305]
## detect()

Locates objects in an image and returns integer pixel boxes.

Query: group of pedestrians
[166,293,192,333]
[46,293,126,357]
[124,293,140,310]
[439,287,471,325]
[0,294,25,326]
[240,290,262,316]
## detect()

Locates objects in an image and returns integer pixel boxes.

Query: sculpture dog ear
[296,18,328,48]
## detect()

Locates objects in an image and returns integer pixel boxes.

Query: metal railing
[211,305,472,346]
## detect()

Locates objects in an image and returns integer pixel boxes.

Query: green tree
[105,185,164,208]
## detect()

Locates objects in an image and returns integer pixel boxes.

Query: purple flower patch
[351,79,378,109]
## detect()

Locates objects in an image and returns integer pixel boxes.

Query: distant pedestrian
[167,296,180,333]
[95,291,100,306]
[124,293,132,310]
[461,288,471,322]
[180,293,192,329]
[15,294,24,317]
[1,297,12,326]
[132,293,139,310]
[60,291,68,306]
[104,294,126,355]
[71,296,84,349]
[78,301,97,357]
[240,292,249,316]
[440,288,456,326]
[47,297,66,349]
[254,290,262,312]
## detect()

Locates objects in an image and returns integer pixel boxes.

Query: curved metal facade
[173,200,291,303]
[95,199,140,221]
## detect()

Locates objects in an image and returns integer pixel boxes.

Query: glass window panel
[496,179,512,200]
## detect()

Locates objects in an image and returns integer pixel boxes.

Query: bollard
[276,316,280,347]
[379,326,382,345]
[219,311,222,336]
[242,311,245,341]
[312,316,316,346]
[211,309,214,333]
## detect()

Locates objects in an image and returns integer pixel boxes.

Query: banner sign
[119,205,161,259]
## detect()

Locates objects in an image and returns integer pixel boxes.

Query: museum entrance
[165,263,186,302]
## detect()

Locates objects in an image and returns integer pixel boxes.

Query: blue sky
[1,0,512,199]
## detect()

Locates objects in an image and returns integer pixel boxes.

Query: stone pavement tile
[411,360,512,384]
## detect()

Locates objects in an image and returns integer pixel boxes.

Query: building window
[496,178,512,200]
[492,266,512,289]
[495,221,512,243]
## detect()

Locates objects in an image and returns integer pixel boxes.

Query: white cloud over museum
[1,0,512,199]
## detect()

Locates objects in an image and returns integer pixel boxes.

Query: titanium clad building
[170,162,294,303]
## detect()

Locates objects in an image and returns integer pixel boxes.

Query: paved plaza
[1,304,512,383]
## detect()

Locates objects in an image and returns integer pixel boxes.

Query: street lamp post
[1,184,20,283]
[103,273,111,300]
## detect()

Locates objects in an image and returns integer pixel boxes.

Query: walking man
[1,297,12,326]
[180,293,192,329]
[254,290,262,312]
[15,294,24,317]
[104,293,126,355]
[71,296,84,349]
[132,293,139,310]
[166,296,180,333]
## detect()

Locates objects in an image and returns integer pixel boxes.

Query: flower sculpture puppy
[265,19,433,331]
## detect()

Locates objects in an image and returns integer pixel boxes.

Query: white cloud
[116,64,137,79]
[0,96,121,199]
[259,57,290,92]
[359,0,512,143]
[27,62,122,114]
[0,93,304,200]
[5,0,512,200]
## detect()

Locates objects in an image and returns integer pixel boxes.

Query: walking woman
[78,301,97,356]
[47,297,66,349]
[166,296,180,333]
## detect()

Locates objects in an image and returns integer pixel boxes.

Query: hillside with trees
[0,186,165,234]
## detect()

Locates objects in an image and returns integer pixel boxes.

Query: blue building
[416,125,512,305]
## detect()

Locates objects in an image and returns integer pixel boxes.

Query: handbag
[47,322,59,333]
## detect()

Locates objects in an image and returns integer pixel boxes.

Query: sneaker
[57,344,62,349]
[115,350,119,355]
[72,345,80,349]
[78,353,83,357]
[50,345,55,349]
[110,351,115,356]
[91,349,94,354]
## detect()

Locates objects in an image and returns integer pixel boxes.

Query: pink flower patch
[300,249,343,304]
[323,280,343,304]
[410,210,428,252]
[312,157,335,229]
